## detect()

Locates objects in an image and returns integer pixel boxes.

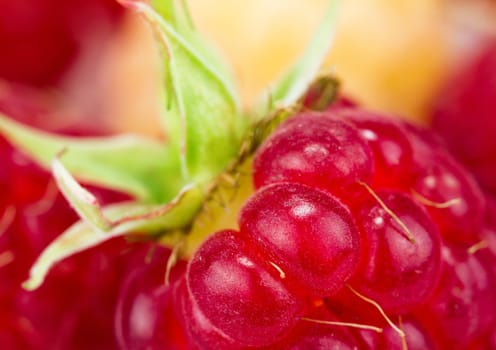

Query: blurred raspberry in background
[0,0,123,87]
[428,0,496,197]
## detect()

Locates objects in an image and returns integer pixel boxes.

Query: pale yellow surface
[190,0,447,123]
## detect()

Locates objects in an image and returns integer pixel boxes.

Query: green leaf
[255,0,340,118]
[23,184,203,291]
[124,1,246,182]
[0,114,183,202]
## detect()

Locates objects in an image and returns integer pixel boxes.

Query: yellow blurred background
[191,0,445,119]
[98,0,494,135]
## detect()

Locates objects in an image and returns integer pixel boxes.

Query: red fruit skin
[399,120,448,173]
[0,135,132,349]
[325,287,386,332]
[0,311,45,350]
[380,317,439,350]
[0,0,123,86]
[477,196,496,278]
[176,277,291,350]
[472,198,496,348]
[0,83,131,348]
[364,316,439,350]
[326,292,440,350]
[349,190,442,314]
[14,237,132,349]
[287,306,361,350]
[253,112,374,201]
[400,121,486,246]
[415,245,496,349]
[332,96,358,109]
[431,39,496,196]
[185,230,304,349]
[174,278,237,350]
[336,108,415,190]
[411,152,485,246]
[114,244,188,350]
[239,182,361,297]
[0,4,130,342]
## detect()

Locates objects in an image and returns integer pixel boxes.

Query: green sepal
[52,155,112,231]
[125,1,245,182]
[22,182,203,291]
[22,157,203,290]
[151,0,236,84]
[0,114,183,202]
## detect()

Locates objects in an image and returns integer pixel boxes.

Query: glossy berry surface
[287,307,361,350]
[253,112,374,199]
[14,238,131,349]
[239,182,360,297]
[410,152,485,245]
[336,108,415,190]
[185,230,304,349]
[362,316,438,350]
[114,244,188,350]
[350,190,442,313]
[415,245,496,349]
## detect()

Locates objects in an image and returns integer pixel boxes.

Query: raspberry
[287,306,361,350]
[12,238,130,349]
[410,152,485,246]
[175,104,495,348]
[253,112,374,200]
[0,0,123,86]
[349,189,442,314]
[239,182,360,297]
[114,244,188,350]
[0,136,135,349]
[365,316,438,350]
[431,39,496,196]
[183,230,304,349]
[415,245,496,348]
[1,2,494,348]
[333,108,415,190]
